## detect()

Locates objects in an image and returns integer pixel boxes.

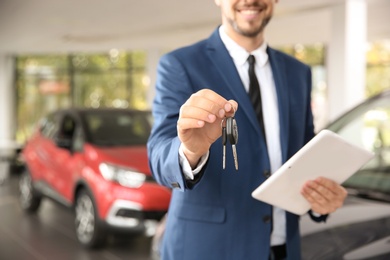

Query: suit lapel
[204,29,290,162]
[205,29,264,135]
[267,48,289,163]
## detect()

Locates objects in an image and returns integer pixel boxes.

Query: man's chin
[228,18,267,38]
[235,17,271,38]
[235,26,263,38]
[242,30,262,38]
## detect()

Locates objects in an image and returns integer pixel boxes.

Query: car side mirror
[55,137,72,150]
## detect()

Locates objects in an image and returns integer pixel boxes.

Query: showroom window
[366,41,390,96]
[14,43,390,143]
[15,51,148,143]
[278,41,390,131]
[278,44,328,131]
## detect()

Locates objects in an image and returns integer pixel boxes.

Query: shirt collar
[219,25,268,67]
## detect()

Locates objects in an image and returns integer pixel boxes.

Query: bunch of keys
[222,116,239,170]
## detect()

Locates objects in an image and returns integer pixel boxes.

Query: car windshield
[82,110,152,147]
[327,94,390,200]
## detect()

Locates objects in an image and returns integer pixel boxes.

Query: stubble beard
[228,16,271,38]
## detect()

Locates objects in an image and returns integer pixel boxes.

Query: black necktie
[247,55,266,141]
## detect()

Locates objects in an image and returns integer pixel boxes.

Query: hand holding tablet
[251,130,374,215]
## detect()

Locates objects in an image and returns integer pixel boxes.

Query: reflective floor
[0,168,154,260]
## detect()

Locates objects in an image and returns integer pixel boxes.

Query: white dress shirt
[179,26,286,246]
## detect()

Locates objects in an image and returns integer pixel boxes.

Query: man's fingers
[179,105,217,124]
[301,177,347,214]
[189,89,238,118]
[227,99,238,116]
[186,94,223,117]
[177,118,205,131]
[313,177,347,203]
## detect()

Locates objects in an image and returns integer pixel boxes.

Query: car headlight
[99,163,146,188]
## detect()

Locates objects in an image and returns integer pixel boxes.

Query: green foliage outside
[15,51,148,142]
[15,42,390,143]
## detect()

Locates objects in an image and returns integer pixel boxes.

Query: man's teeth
[241,10,258,15]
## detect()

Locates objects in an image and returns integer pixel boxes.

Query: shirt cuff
[311,211,322,217]
[179,143,209,180]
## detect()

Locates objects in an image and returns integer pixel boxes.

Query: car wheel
[74,188,107,248]
[19,169,41,213]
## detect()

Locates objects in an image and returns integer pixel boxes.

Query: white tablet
[251,129,374,215]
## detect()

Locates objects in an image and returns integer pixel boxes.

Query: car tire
[19,169,41,213]
[74,188,107,248]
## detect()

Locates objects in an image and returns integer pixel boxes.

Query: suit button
[263,215,271,223]
[263,170,271,178]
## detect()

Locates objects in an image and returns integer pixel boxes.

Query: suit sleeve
[147,53,204,191]
[309,210,328,222]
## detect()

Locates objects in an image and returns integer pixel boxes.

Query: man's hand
[301,177,348,215]
[177,89,238,168]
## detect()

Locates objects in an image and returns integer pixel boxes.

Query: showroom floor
[0,167,154,260]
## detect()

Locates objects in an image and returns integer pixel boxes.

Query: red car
[19,108,171,248]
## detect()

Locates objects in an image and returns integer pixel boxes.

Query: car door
[32,112,62,184]
[51,113,90,203]
[62,121,87,202]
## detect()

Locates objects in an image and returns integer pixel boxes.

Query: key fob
[226,117,238,145]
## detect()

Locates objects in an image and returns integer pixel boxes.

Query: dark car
[150,90,390,259]
[19,108,171,248]
[300,90,390,259]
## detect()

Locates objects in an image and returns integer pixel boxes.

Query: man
[147,0,347,259]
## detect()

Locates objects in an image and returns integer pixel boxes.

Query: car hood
[88,145,151,175]
[300,195,390,260]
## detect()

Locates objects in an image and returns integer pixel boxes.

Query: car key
[221,118,227,169]
[226,116,238,170]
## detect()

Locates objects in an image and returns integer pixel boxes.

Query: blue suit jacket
[147,27,316,260]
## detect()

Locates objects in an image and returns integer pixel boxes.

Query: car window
[83,110,151,146]
[72,126,84,152]
[329,96,390,195]
[40,113,60,140]
[58,115,76,140]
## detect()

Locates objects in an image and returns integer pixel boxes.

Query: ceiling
[0,0,389,54]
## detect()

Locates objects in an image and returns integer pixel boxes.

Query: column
[327,0,367,121]
[146,49,162,108]
[0,55,16,143]
[0,54,16,183]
